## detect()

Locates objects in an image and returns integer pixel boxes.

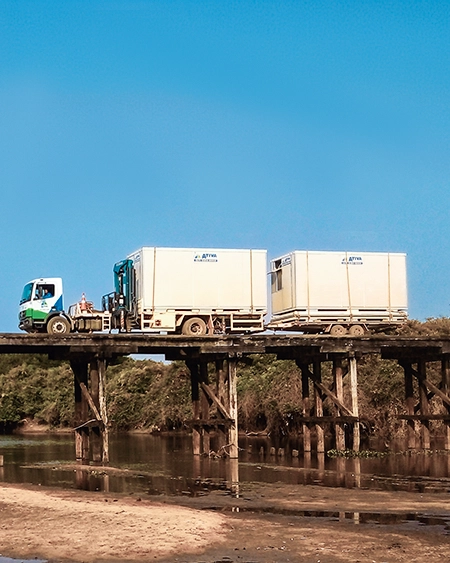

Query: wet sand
[1,481,449,562]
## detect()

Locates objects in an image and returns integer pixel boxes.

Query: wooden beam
[313,359,325,453]
[184,418,233,427]
[215,359,227,452]
[199,361,211,454]
[442,357,450,450]
[228,357,239,459]
[349,355,360,452]
[302,364,354,417]
[333,357,346,451]
[296,415,358,423]
[415,371,450,409]
[398,414,450,421]
[89,361,102,463]
[418,360,430,449]
[296,362,311,453]
[71,360,90,464]
[78,382,102,422]
[200,382,232,419]
[187,360,201,456]
[401,361,417,449]
[98,358,109,464]
[314,378,354,417]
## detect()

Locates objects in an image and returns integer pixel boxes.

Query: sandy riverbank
[0,481,450,562]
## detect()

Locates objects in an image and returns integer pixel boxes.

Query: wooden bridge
[1,332,450,465]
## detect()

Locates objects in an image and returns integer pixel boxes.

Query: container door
[271,254,294,314]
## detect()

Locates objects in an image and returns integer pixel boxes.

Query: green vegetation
[327,449,389,458]
[1,318,449,437]
[0,355,73,426]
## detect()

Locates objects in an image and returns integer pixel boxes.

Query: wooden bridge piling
[298,362,311,452]
[397,356,450,451]
[295,354,360,452]
[349,354,360,451]
[186,354,239,459]
[228,357,239,459]
[418,359,431,449]
[72,360,89,464]
[71,357,109,465]
[443,358,450,449]
[333,357,346,451]
[199,361,211,454]
[313,359,325,453]
[215,359,228,452]
[402,361,417,448]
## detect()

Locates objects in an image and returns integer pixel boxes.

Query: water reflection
[0,432,450,496]
[0,558,46,563]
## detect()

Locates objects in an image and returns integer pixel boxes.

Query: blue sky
[1,0,449,331]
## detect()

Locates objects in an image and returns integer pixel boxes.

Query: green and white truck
[19,277,111,334]
[18,247,268,335]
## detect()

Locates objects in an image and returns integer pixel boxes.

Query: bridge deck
[0,332,448,360]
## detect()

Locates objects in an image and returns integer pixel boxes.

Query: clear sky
[1,0,449,332]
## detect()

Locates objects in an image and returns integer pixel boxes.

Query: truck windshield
[20,283,33,304]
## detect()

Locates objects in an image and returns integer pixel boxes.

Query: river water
[1,432,450,496]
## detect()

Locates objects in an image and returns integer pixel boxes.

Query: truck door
[33,281,63,314]
[113,259,135,313]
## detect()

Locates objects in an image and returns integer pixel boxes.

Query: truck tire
[47,316,71,335]
[349,324,365,336]
[182,317,207,336]
[330,324,347,336]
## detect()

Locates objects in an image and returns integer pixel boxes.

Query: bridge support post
[297,362,311,452]
[98,359,109,463]
[215,359,228,453]
[349,354,360,452]
[442,357,450,450]
[313,359,325,454]
[295,356,358,452]
[398,358,450,450]
[71,357,109,465]
[72,360,89,464]
[333,357,346,451]
[418,360,431,449]
[188,361,201,456]
[89,361,102,463]
[200,361,211,454]
[186,357,237,458]
[402,361,417,449]
[227,356,239,459]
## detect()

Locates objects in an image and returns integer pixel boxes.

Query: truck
[19,247,268,335]
[18,247,408,336]
[267,250,408,335]
[19,277,111,334]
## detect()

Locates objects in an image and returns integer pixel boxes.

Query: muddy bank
[0,481,449,562]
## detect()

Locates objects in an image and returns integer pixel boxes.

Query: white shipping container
[269,251,408,334]
[126,247,267,333]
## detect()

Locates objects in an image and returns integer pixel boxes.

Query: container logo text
[194,253,218,262]
[341,256,363,265]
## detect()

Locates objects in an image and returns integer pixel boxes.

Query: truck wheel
[47,316,71,335]
[182,317,207,336]
[349,325,365,336]
[330,324,347,336]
